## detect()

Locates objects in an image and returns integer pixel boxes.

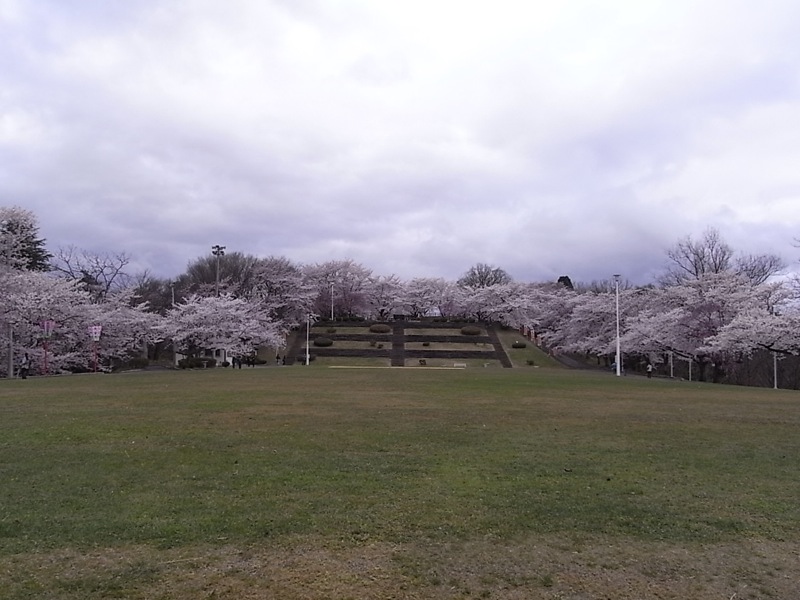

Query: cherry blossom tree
[364,274,403,321]
[704,307,800,357]
[250,256,315,330]
[0,270,158,374]
[402,277,444,318]
[159,294,282,359]
[623,272,765,381]
[304,259,373,319]
[463,282,539,328]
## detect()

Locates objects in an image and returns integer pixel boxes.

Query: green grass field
[1,367,799,599]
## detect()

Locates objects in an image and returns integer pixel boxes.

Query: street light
[211,245,225,297]
[613,274,621,377]
[306,314,311,366]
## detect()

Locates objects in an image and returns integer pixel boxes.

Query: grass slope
[1,368,799,599]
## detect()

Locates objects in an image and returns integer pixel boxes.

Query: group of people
[610,361,655,378]
[229,355,285,368]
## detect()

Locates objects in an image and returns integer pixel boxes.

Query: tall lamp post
[306,314,311,366]
[613,274,622,377]
[211,244,225,297]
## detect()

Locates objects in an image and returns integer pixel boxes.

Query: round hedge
[369,323,392,333]
[460,325,482,336]
[313,337,334,347]
[512,341,527,349]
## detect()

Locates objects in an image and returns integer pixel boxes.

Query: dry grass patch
[3,537,799,599]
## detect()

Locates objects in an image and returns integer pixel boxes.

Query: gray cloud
[2,0,799,285]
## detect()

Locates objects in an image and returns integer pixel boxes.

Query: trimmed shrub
[422,341,431,347]
[461,325,481,336]
[127,357,150,370]
[512,341,527,349]
[178,357,217,369]
[313,337,333,347]
[369,323,391,333]
[326,327,337,334]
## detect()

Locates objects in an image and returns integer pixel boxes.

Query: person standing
[646,363,653,378]
[19,353,30,379]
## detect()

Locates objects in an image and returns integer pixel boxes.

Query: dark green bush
[422,341,431,347]
[177,357,217,369]
[313,337,333,347]
[326,327,337,334]
[127,357,150,369]
[369,323,391,333]
[512,341,527,349]
[461,325,481,336]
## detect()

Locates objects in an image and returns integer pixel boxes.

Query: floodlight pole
[211,244,226,297]
[613,274,622,377]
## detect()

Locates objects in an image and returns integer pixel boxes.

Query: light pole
[773,351,779,390]
[330,281,334,321]
[211,244,225,297]
[613,274,622,377]
[306,314,311,365]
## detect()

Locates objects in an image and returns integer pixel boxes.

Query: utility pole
[211,245,225,297]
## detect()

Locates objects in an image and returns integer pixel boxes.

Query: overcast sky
[2,0,799,285]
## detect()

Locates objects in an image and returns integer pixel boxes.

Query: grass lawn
[405,328,482,336]
[495,327,564,368]
[308,340,392,350]
[405,357,502,368]
[1,368,799,599]
[405,341,494,351]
